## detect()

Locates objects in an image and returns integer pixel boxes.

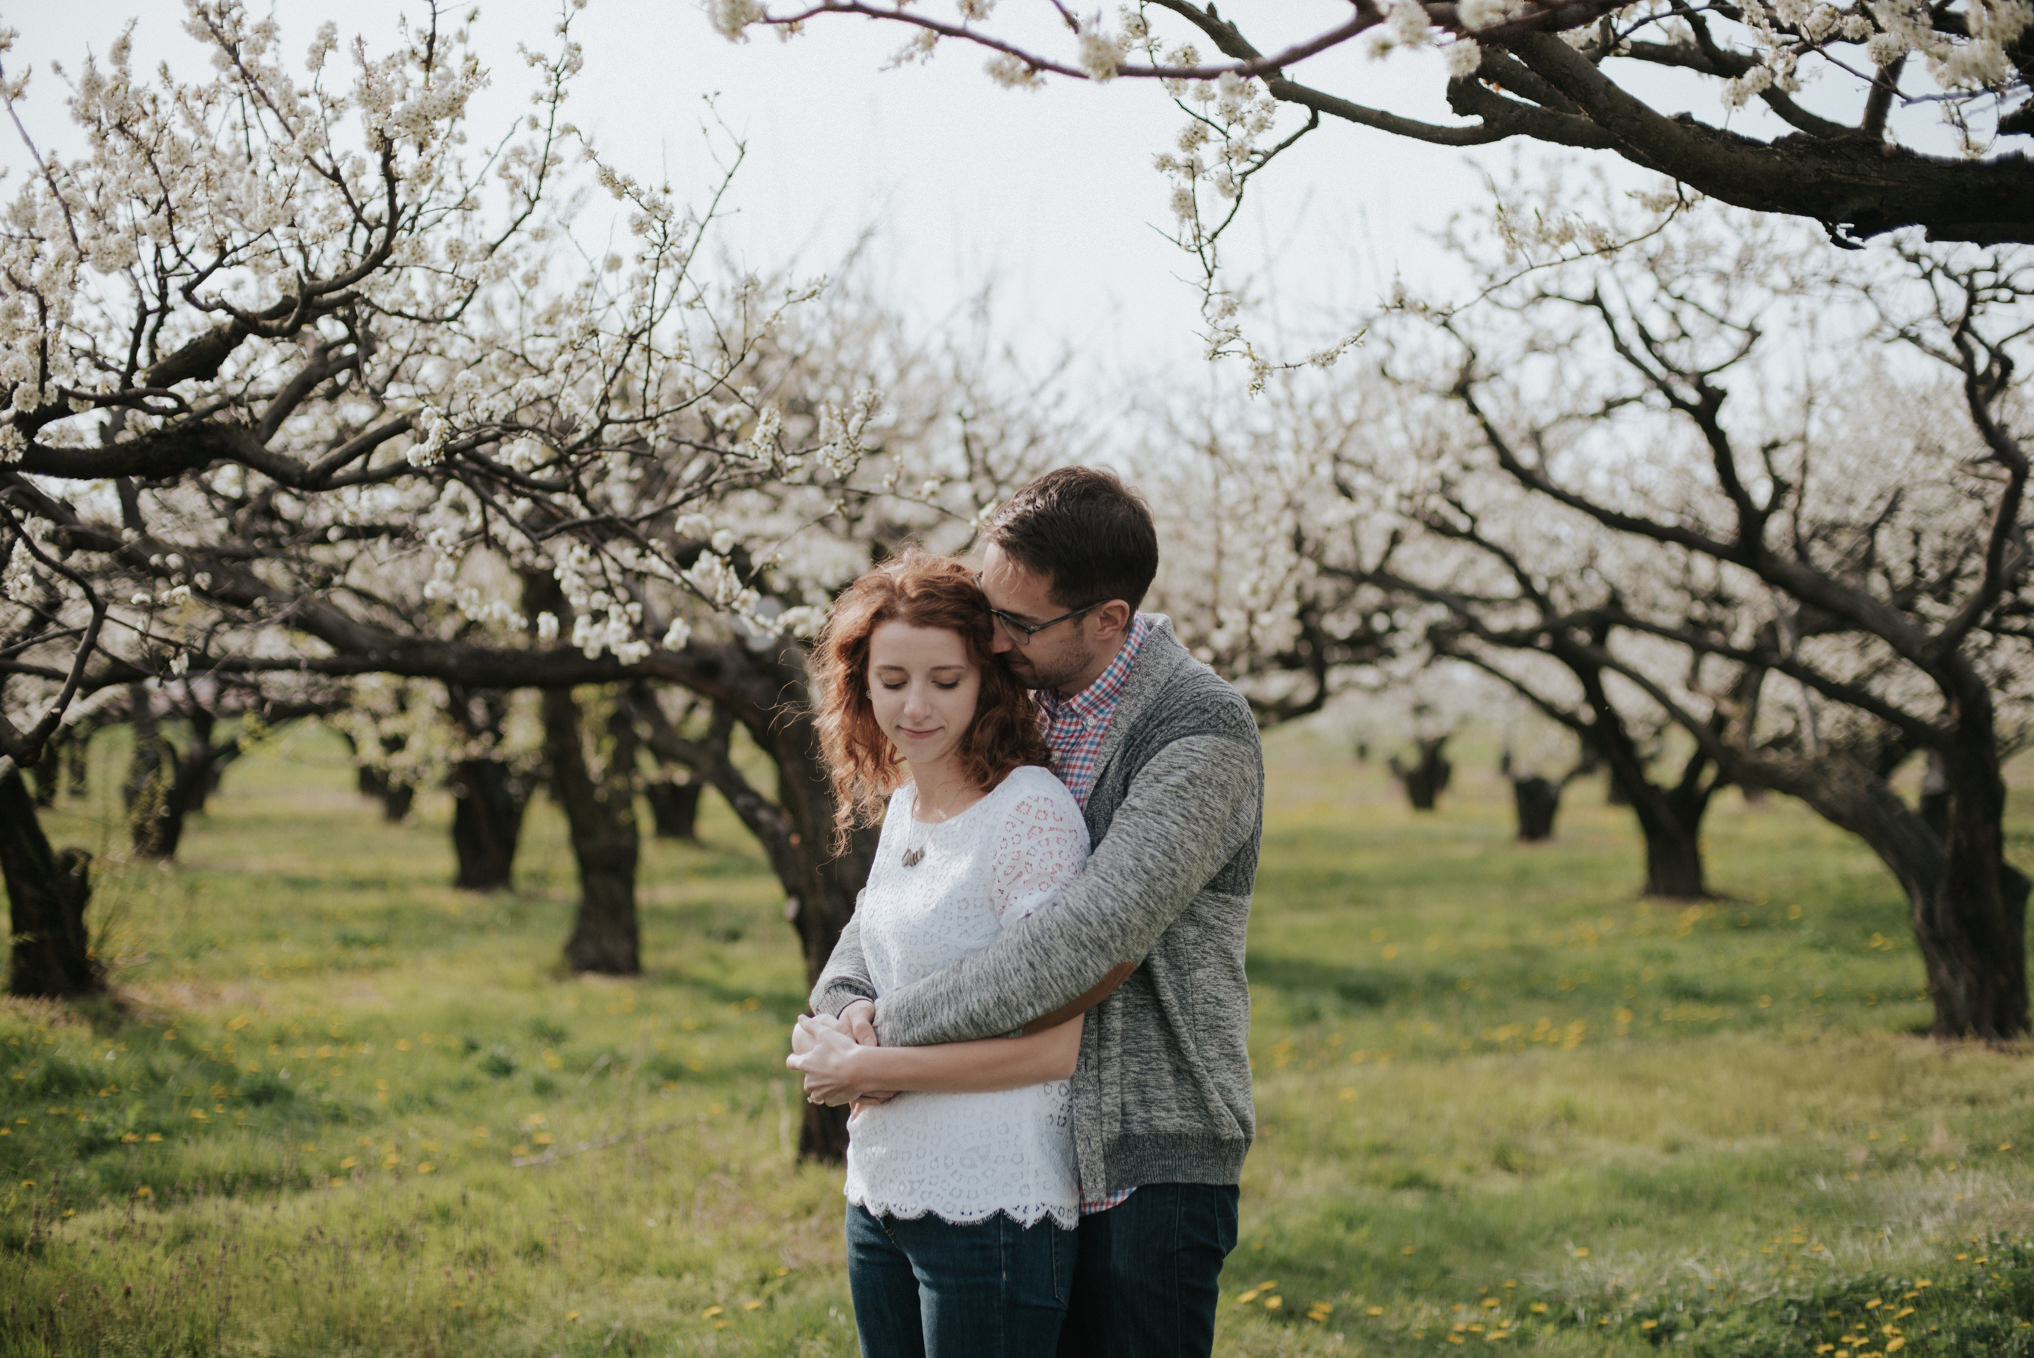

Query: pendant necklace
[900,790,956,869]
[900,816,934,868]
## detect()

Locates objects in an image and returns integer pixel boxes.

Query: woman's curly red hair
[811,551,1052,853]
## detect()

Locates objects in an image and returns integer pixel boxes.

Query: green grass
[3,721,2032,1356]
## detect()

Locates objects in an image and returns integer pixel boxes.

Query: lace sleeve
[988,775,1090,923]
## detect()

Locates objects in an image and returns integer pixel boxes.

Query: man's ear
[1091,600,1133,642]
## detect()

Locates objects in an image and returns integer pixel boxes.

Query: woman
[790,551,1090,1358]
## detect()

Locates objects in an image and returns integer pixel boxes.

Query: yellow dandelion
[567,1311,580,1321]
[742,1300,763,1311]
[134,1184,150,1197]
[1366,1306,1384,1317]
[702,1305,724,1318]
[1264,1296,1284,1310]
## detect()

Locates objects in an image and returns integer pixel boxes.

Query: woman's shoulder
[991,763,1076,806]
[985,765,1086,838]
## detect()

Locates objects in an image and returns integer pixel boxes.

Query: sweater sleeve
[809,892,877,1017]
[872,731,1259,1047]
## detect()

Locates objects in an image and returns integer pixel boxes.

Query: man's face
[978,543,1102,696]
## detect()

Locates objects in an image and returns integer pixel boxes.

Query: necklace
[899,790,967,868]
[900,815,936,868]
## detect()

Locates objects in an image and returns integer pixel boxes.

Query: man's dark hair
[984,466,1159,611]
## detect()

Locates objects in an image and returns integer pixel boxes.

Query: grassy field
[4,721,2033,1357]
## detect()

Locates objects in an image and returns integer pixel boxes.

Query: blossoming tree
[0,2,1070,1156]
[1215,189,2034,1036]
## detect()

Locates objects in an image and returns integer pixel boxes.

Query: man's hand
[834,999,896,1107]
[840,998,879,1046]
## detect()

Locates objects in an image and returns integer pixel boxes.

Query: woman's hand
[787,1014,877,1106]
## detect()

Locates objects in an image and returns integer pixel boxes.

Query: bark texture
[2,769,101,999]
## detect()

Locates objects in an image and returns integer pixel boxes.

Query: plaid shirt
[1037,613,1151,1214]
[1038,613,1151,810]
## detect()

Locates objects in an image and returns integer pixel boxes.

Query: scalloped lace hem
[847,1193,1078,1231]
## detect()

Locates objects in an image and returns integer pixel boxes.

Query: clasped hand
[786,1003,895,1108]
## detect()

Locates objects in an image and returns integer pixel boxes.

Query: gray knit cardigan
[813,615,1263,1199]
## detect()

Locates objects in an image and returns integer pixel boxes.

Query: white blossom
[985,54,1045,89]
[707,0,767,41]
[1077,17,1121,81]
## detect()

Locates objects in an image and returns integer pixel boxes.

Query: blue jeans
[1057,1183,1240,1358]
[845,1202,1076,1358]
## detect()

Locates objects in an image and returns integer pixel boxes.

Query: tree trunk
[350,740,416,821]
[543,688,641,975]
[1388,736,1452,811]
[63,727,90,799]
[1634,803,1708,899]
[1747,714,2028,1040]
[176,708,239,817]
[763,713,869,1164]
[1512,775,1562,841]
[2,769,102,999]
[449,757,528,892]
[1565,656,1718,900]
[123,691,186,861]
[1605,759,1713,900]
[1914,737,2028,1038]
[1909,858,2030,1038]
[1918,750,1951,839]
[643,779,702,840]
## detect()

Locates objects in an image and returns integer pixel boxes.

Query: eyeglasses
[974,571,1104,647]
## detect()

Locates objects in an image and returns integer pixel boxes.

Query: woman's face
[866,620,982,779]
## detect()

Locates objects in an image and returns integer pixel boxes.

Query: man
[810,466,1264,1357]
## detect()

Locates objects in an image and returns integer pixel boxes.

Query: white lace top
[842,764,1090,1229]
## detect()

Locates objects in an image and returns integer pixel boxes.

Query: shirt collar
[1040,613,1151,722]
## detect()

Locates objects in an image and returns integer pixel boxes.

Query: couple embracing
[787,467,1264,1357]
